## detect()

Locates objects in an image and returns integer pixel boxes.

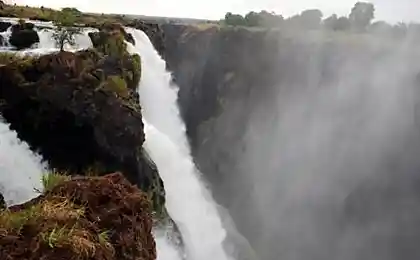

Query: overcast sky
[11,0,419,23]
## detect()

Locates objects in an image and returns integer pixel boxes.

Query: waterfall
[0,119,46,206]
[126,28,233,260]
[0,19,233,260]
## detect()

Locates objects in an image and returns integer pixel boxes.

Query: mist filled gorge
[164,21,420,260]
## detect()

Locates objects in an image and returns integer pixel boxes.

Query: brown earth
[0,172,156,260]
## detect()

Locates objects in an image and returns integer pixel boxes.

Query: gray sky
[11,0,419,23]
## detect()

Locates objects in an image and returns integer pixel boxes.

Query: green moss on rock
[104,75,129,98]
[88,31,127,57]
[131,54,142,87]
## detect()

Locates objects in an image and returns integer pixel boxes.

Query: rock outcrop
[161,24,280,150]
[0,172,156,260]
[88,22,136,46]
[0,26,164,214]
[9,20,39,49]
[0,21,11,32]
[0,193,4,210]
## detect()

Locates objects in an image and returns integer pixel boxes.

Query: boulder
[9,21,39,49]
[101,22,136,45]
[1,172,156,260]
[87,22,136,46]
[0,21,11,32]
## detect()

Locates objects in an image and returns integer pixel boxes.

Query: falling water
[0,18,233,260]
[0,119,46,206]
[126,28,233,260]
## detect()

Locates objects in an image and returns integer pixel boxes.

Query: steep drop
[0,19,235,260]
[126,28,233,260]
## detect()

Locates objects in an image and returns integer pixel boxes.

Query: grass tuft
[41,171,71,192]
[0,199,83,233]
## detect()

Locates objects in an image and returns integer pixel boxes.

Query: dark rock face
[0,48,163,210]
[0,192,5,210]
[9,22,39,49]
[0,21,11,32]
[162,24,281,259]
[162,24,280,150]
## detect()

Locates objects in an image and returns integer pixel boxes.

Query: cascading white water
[0,18,233,260]
[125,29,190,156]
[0,18,95,53]
[126,28,233,260]
[0,119,46,206]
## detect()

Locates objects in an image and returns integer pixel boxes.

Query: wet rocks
[0,21,11,32]
[0,192,5,210]
[9,20,39,49]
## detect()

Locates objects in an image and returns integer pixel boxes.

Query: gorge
[1,3,420,260]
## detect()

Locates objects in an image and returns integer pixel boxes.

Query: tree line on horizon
[222,2,418,39]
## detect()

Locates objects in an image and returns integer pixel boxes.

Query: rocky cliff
[0,24,165,216]
[162,23,420,260]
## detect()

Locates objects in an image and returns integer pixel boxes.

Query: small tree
[349,2,375,31]
[52,9,81,51]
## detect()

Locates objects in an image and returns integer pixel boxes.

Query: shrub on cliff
[52,9,81,51]
[0,172,156,260]
[88,30,127,57]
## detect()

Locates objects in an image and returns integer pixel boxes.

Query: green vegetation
[131,53,141,85]
[0,171,123,258]
[103,34,127,57]
[0,197,114,258]
[41,171,71,192]
[221,1,411,38]
[349,2,375,31]
[0,172,154,259]
[51,9,82,51]
[105,75,129,98]
[224,11,283,28]
[0,52,37,67]
[0,52,21,64]
[0,3,130,27]
[0,199,84,233]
